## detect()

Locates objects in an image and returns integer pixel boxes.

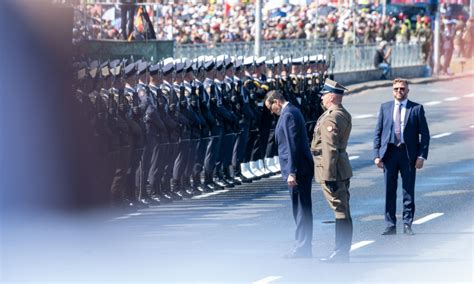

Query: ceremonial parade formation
[73,54,330,209]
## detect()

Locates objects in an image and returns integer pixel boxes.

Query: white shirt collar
[395,99,408,106]
[282,101,289,111]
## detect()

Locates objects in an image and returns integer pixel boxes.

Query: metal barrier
[176,40,424,73]
[174,39,329,59]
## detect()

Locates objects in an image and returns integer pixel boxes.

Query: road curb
[347,71,474,95]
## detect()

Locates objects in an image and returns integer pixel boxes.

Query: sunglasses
[393,87,406,92]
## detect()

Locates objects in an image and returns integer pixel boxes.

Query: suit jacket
[374,99,430,163]
[275,103,314,180]
[311,104,353,183]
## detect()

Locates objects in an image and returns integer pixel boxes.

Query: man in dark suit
[374,78,430,236]
[265,90,314,258]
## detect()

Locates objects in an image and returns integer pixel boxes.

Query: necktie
[395,103,401,145]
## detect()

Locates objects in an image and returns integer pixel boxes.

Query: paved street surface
[2,78,473,284]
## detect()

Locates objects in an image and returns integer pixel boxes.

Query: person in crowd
[374,40,392,80]
[441,20,456,75]
[120,0,137,40]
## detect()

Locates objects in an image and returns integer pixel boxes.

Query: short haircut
[393,78,408,86]
[264,90,286,104]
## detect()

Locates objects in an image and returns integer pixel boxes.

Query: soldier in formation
[73,54,331,210]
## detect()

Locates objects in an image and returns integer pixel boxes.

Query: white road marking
[464,93,474,98]
[349,156,360,160]
[432,132,452,139]
[424,190,471,197]
[443,97,460,101]
[350,240,375,251]
[253,276,282,284]
[413,213,444,225]
[354,114,375,119]
[192,189,230,199]
[114,216,131,220]
[425,101,442,106]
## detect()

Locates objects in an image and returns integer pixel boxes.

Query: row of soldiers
[74,54,330,209]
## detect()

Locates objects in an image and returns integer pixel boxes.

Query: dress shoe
[229,177,241,186]
[236,174,252,183]
[224,178,236,187]
[140,197,159,206]
[214,179,230,188]
[170,191,183,201]
[179,189,193,199]
[203,183,215,192]
[403,224,415,235]
[282,250,312,259]
[192,186,203,195]
[320,250,349,263]
[136,199,152,208]
[381,226,397,235]
[157,193,173,203]
[212,181,225,190]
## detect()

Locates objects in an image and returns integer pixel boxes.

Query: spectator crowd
[70,0,473,69]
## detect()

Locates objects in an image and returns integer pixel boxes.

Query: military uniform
[311,79,353,262]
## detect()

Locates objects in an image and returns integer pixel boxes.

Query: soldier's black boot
[321,219,352,263]
[224,166,240,186]
[139,184,159,206]
[154,182,172,203]
[202,172,216,192]
[169,178,184,200]
[181,176,195,197]
[214,169,230,188]
[191,175,204,195]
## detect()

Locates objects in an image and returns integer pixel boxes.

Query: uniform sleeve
[321,116,340,181]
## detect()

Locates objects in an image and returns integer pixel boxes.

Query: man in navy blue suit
[374,78,430,236]
[265,90,314,258]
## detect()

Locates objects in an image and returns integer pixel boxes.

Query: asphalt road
[2,78,473,284]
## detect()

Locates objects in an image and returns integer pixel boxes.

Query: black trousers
[110,146,131,203]
[383,144,417,226]
[289,175,313,254]
[245,128,258,162]
[126,148,143,201]
[142,135,157,188]
[194,137,209,178]
[219,132,237,178]
[204,126,224,182]
[251,124,270,161]
[161,141,178,192]
[265,128,277,158]
[172,139,191,182]
[232,122,250,173]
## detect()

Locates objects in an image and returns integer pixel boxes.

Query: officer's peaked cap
[124,62,136,78]
[149,63,161,75]
[137,61,149,75]
[255,56,266,66]
[243,56,256,67]
[321,79,348,95]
